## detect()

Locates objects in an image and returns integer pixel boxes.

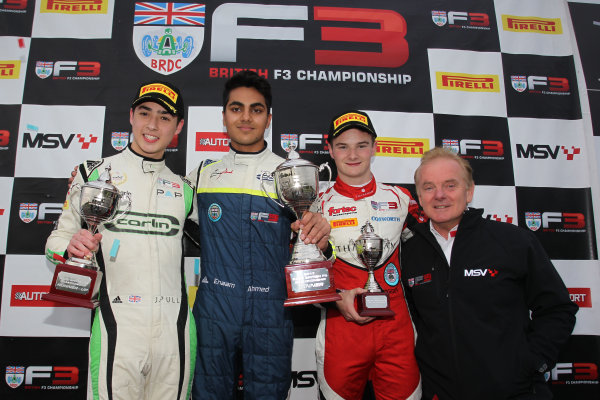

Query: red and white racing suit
[316,177,422,400]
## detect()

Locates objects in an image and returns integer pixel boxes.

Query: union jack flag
[129,295,142,303]
[6,366,25,374]
[134,3,205,26]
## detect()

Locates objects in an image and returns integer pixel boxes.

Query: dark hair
[222,70,272,113]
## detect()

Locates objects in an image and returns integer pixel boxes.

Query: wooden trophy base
[357,291,395,317]
[42,262,101,309]
[284,260,342,307]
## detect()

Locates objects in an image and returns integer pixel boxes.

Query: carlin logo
[431,10,490,29]
[105,211,180,236]
[6,366,24,389]
[196,132,229,152]
[502,15,562,34]
[41,0,107,14]
[111,132,130,151]
[19,203,38,223]
[281,134,298,153]
[525,212,541,231]
[437,72,499,92]
[0,60,20,79]
[133,2,205,75]
[376,138,428,158]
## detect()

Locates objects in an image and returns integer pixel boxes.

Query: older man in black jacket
[401,147,578,400]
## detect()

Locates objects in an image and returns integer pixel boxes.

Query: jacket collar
[126,144,166,173]
[333,176,377,200]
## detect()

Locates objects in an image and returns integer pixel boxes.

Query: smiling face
[222,86,272,153]
[328,128,376,185]
[129,101,183,159]
[416,156,474,238]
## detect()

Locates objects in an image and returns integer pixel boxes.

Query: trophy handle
[260,172,285,208]
[316,162,333,203]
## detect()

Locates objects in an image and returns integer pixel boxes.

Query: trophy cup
[261,143,341,306]
[350,222,395,317]
[43,166,131,309]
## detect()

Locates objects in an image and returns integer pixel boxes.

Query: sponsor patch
[408,273,432,287]
[208,203,222,222]
[384,263,399,286]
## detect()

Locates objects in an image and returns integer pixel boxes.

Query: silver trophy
[44,165,131,308]
[261,143,341,306]
[350,221,395,316]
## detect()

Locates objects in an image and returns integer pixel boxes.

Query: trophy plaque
[351,222,395,317]
[43,166,131,309]
[262,144,341,306]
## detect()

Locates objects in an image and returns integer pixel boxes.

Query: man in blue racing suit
[187,71,332,399]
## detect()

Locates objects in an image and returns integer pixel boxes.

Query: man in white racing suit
[316,110,423,400]
[46,81,196,400]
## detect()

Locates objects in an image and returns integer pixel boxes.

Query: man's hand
[68,165,78,187]
[67,229,102,259]
[336,288,375,325]
[291,211,331,251]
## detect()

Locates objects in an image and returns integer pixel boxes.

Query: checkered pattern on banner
[1,0,600,398]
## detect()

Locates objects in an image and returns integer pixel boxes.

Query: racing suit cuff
[323,241,335,261]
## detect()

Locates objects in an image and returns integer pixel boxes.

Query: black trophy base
[42,262,101,309]
[284,260,341,307]
[357,291,395,317]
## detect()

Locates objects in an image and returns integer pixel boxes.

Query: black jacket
[401,208,578,400]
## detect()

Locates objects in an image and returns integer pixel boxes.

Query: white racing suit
[46,146,196,400]
[316,177,423,400]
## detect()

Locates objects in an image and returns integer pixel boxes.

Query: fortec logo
[568,288,592,308]
[436,72,499,92]
[464,268,498,277]
[10,285,68,307]
[502,15,562,34]
[510,75,569,95]
[551,362,599,385]
[35,61,101,80]
[431,10,490,30]
[22,132,98,149]
[5,365,80,390]
[375,138,428,158]
[0,129,9,147]
[516,144,581,160]
[442,139,504,160]
[0,0,28,12]
[0,60,20,79]
[105,211,180,236]
[196,132,230,152]
[40,0,107,14]
[525,211,586,233]
[328,206,356,216]
[331,218,358,228]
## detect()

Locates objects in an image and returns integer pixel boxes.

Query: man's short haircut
[222,70,272,113]
[414,147,474,188]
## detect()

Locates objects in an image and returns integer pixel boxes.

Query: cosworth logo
[375,138,428,158]
[41,0,108,14]
[502,15,562,34]
[105,211,180,236]
[437,72,500,92]
[464,268,498,277]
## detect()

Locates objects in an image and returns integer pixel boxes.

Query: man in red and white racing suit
[316,111,423,400]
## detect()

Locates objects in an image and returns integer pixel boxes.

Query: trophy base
[284,260,341,307]
[42,262,102,309]
[357,292,395,317]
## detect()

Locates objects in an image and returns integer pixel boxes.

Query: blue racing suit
[187,145,294,400]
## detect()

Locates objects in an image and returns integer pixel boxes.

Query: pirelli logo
[436,72,500,92]
[502,15,562,34]
[376,138,429,158]
[0,61,19,79]
[334,113,368,129]
[331,218,358,229]
[41,0,108,14]
[140,83,178,102]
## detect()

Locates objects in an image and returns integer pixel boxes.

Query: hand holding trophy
[350,221,395,317]
[43,166,131,308]
[261,142,341,306]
